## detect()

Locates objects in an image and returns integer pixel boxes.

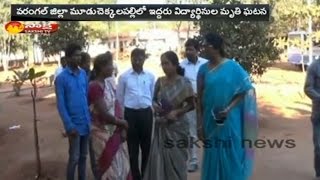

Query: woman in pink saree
[88,52,132,180]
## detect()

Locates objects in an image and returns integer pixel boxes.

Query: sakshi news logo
[5,21,59,35]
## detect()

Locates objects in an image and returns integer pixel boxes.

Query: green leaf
[13,70,21,77]
[34,71,46,78]
[29,68,35,81]
[22,70,29,80]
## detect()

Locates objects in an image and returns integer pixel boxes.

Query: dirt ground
[0,59,317,180]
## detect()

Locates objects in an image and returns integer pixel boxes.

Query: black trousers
[312,116,320,177]
[124,107,153,180]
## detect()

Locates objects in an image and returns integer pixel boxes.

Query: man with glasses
[117,48,155,180]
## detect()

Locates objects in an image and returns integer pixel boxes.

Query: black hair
[185,38,200,51]
[60,56,66,68]
[65,43,82,58]
[60,56,66,64]
[90,52,113,81]
[161,51,185,76]
[80,52,91,65]
[204,33,226,57]
[131,48,146,58]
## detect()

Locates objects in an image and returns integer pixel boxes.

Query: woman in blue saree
[197,33,258,180]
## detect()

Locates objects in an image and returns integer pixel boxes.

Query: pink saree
[88,80,132,180]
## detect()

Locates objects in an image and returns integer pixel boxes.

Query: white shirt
[113,62,119,77]
[116,68,155,110]
[104,63,118,87]
[54,67,64,82]
[180,57,208,94]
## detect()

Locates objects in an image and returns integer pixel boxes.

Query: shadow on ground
[3,160,66,180]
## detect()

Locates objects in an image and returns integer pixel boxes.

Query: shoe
[188,163,198,173]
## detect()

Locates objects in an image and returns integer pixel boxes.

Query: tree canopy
[198,0,281,77]
[37,21,88,57]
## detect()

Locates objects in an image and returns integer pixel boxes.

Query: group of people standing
[55,32,258,180]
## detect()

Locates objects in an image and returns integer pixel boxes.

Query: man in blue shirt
[55,43,91,180]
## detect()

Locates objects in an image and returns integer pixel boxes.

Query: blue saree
[198,59,258,180]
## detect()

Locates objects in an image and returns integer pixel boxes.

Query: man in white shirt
[54,56,67,83]
[180,38,208,172]
[117,48,155,180]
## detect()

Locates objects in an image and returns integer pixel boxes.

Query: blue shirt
[55,67,91,135]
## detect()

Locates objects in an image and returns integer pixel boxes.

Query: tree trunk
[3,56,9,72]
[41,53,45,67]
[14,85,20,96]
[26,37,33,69]
[31,82,42,179]
[187,22,191,38]
[33,36,39,66]
[107,22,112,36]
[33,43,37,67]
[176,21,182,56]
[58,52,61,67]
[3,38,11,72]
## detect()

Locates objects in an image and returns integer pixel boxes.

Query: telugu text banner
[11,4,270,21]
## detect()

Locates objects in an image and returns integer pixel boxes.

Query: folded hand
[166,110,178,121]
[120,129,127,142]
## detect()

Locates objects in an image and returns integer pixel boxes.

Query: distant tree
[272,0,320,72]
[79,0,117,44]
[198,0,281,78]
[0,0,29,72]
[37,21,88,58]
[269,0,306,37]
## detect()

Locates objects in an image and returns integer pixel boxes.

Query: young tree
[5,67,46,179]
[29,68,46,180]
[6,69,29,96]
